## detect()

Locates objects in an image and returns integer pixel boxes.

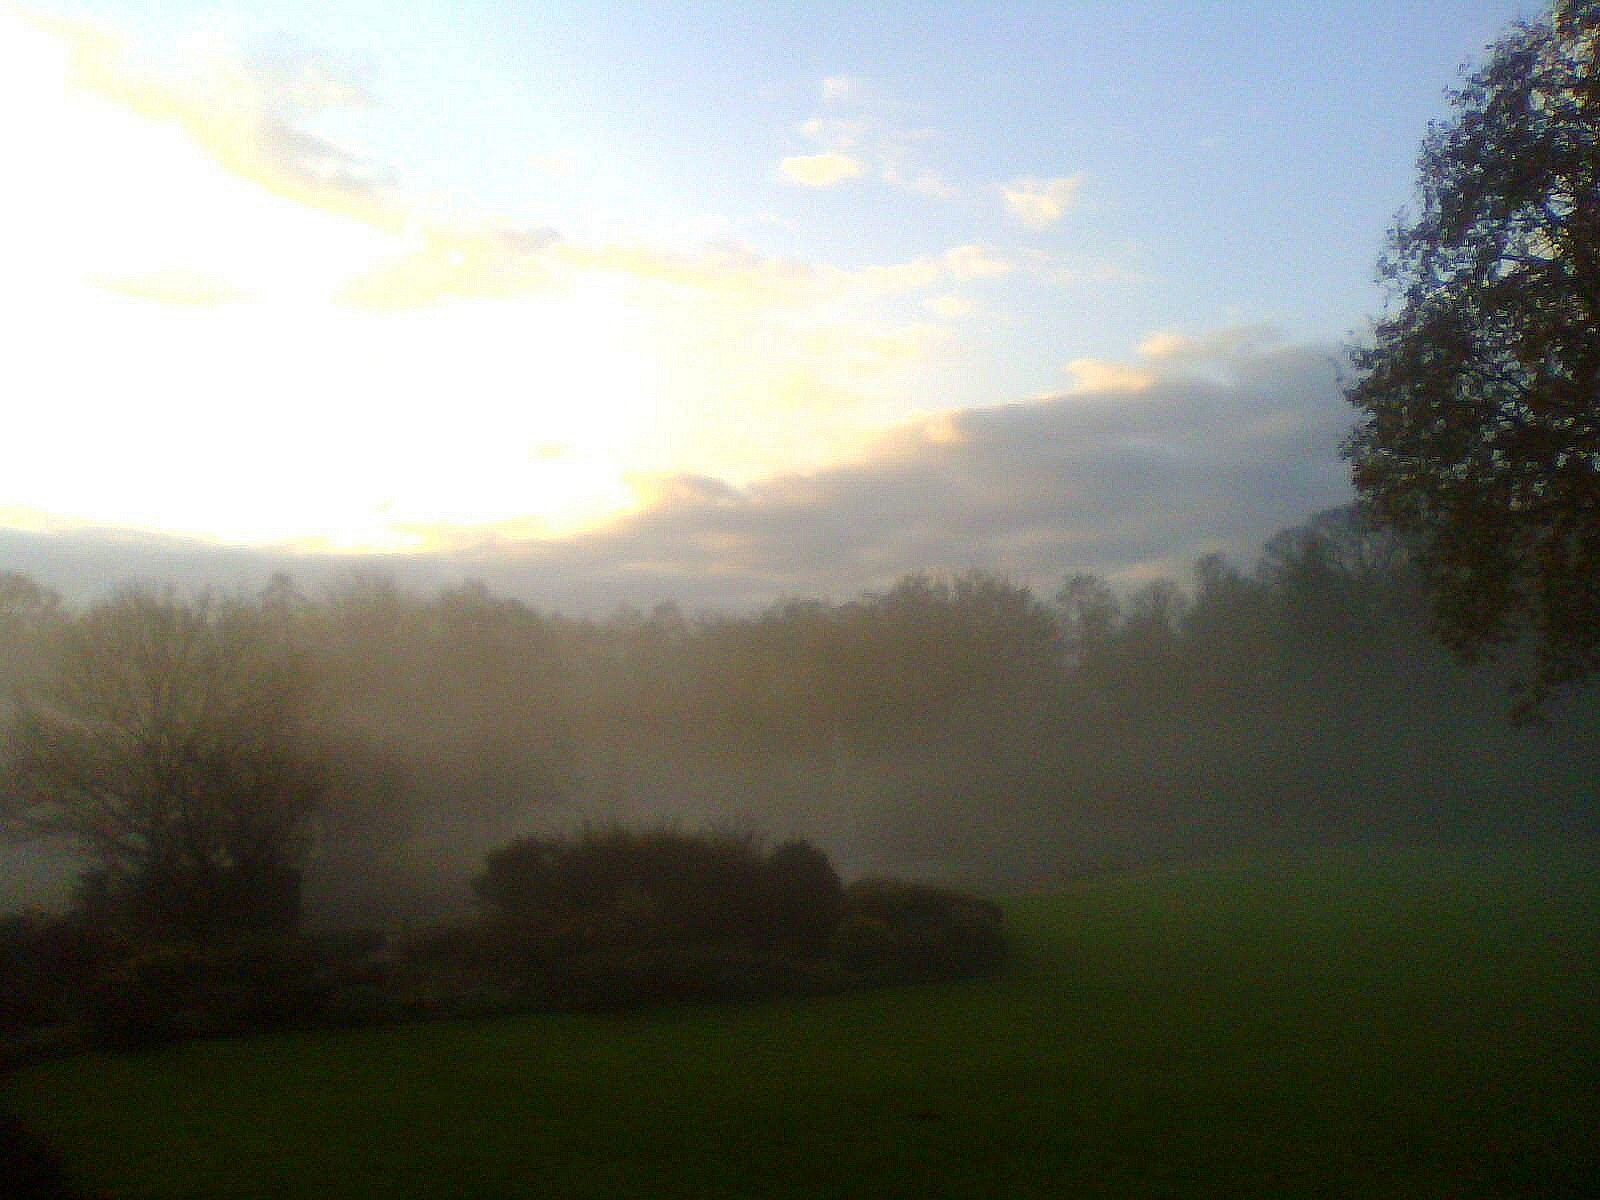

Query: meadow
[6,841,1597,1199]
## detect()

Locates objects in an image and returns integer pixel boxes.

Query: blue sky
[0,1,1538,604]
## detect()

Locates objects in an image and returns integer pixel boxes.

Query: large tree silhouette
[1345,1,1600,711]
[3,589,326,937]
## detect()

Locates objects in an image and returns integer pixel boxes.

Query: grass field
[6,841,1598,1198]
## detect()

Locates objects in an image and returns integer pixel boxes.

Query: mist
[4,504,1594,928]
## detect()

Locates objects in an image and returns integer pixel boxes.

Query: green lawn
[7,841,1598,1198]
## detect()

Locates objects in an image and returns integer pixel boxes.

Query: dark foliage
[1345,1,1600,710]
[72,863,303,946]
[836,879,1007,981]
[3,589,326,941]
[1,905,409,1057]
[0,1111,104,1200]
[762,839,845,951]
[460,828,997,1008]
[473,827,840,959]
[83,935,331,1050]
[0,911,114,1036]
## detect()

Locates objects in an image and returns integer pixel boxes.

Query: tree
[1054,572,1121,669]
[1344,1,1600,711]
[1,589,327,938]
[0,571,62,701]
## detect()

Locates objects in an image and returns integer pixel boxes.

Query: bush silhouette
[466,827,1004,1006]
[838,879,1006,980]
[760,840,845,951]
[474,827,842,957]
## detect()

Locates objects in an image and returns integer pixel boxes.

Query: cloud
[941,244,1013,280]
[885,166,958,199]
[7,337,1358,611]
[336,224,562,309]
[787,77,957,200]
[91,269,249,307]
[529,153,578,178]
[799,116,867,150]
[1002,175,1085,230]
[1064,359,1156,394]
[338,231,1011,315]
[1022,249,1144,289]
[1137,323,1282,363]
[821,75,859,103]
[0,7,406,326]
[26,10,399,233]
[779,152,866,188]
[2,7,1227,583]
[924,294,975,320]
[1071,323,1297,394]
[495,338,1352,605]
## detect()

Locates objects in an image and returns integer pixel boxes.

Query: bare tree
[2,588,327,938]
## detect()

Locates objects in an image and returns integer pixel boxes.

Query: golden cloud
[780,152,866,188]
[924,293,975,320]
[337,226,561,310]
[1002,175,1085,230]
[91,269,249,307]
[29,9,403,235]
[1064,358,1157,394]
[1137,323,1282,362]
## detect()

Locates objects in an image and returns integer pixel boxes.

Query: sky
[0,0,1538,608]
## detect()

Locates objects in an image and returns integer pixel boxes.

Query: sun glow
[0,6,953,555]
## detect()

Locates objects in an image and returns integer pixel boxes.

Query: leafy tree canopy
[1345,1,1600,712]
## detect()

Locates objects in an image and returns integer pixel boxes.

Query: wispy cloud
[1002,175,1085,230]
[3,10,1027,552]
[883,164,958,199]
[924,294,975,320]
[1066,323,1294,395]
[784,76,957,199]
[1064,359,1156,394]
[800,116,867,149]
[1137,323,1282,363]
[336,225,561,309]
[26,9,398,232]
[340,231,1012,315]
[6,333,1354,612]
[821,75,859,103]
[779,151,865,188]
[91,269,249,307]
[0,7,1205,569]
[940,244,1012,280]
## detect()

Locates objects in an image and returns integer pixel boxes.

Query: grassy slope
[6,842,1598,1199]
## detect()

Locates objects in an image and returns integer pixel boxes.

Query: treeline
[2,504,1596,924]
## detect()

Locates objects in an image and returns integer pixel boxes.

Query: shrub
[72,862,304,945]
[0,910,116,1035]
[837,879,1006,981]
[829,911,899,974]
[83,935,330,1049]
[84,942,209,1049]
[471,827,1005,1006]
[381,920,520,1016]
[474,827,843,958]
[761,840,845,951]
